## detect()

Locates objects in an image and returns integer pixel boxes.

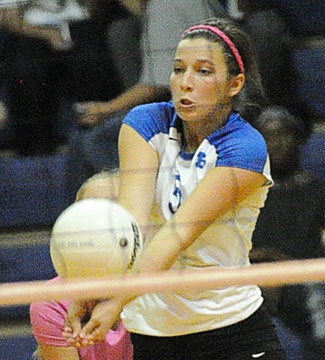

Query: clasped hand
[62,297,124,348]
[74,102,111,127]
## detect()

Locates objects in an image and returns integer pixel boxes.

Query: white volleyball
[50,199,143,279]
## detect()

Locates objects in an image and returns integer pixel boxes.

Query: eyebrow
[174,58,215,66]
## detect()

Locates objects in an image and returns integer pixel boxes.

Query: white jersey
[121,101,273,336]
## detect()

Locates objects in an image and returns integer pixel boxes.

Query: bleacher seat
[0,231,56,320]
[0,233,55,284]
[293,44,325,120]
[0,153,64,320]
[0,333,37,360]
[275,0,325,36]
[0,153,69,228]
[300,130,325,183]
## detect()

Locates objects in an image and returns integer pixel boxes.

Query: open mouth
[180,98,194,106]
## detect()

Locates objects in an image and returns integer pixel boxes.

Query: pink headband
[182,25,245,73]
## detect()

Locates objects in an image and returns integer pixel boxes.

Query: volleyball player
[64,17,288,359]
[30,171,133,360]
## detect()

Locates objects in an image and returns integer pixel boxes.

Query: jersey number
[168,174,182,214]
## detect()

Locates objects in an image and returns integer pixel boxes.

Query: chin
[176,108,193,120]
[177,108,205,122]
[178,113,201,123]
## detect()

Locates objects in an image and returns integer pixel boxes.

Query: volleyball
[50,199,143,279]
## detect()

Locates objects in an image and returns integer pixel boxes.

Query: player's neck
[181,109,230,151]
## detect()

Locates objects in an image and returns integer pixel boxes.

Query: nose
[180,70,194,91]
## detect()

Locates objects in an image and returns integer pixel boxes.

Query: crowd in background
[0,1,324,360]
[0,0,324,157]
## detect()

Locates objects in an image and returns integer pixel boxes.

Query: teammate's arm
[76,84,170,127]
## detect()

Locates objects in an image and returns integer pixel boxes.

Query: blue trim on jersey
[123,102,268,174]
[207,113,268,172]
[179,150,195,160]
[123,102,175,142]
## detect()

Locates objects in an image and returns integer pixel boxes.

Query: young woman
[30,171,133,360]
[64,17,287,359]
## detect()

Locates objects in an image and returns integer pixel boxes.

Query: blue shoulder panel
[123,102,175,142]
[208,113,268,173]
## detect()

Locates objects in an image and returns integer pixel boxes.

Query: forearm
[115,223,183,308]
[1,7,65,49]
[132,221,184,275]
[130,167,266,277]
[79,84,169,120]
[108,84,170,114]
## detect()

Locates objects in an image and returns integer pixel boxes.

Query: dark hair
[182,17,267,123]
[254,105,309,144]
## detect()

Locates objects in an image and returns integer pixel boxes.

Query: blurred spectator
[0,0,127,155]
[253,105,324,260]
[252,105,325,360]
[62,0,132,103]
[0,0,71,155]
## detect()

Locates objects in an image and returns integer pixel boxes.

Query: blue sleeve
[216,127,268,173]
[123,103,171,142]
